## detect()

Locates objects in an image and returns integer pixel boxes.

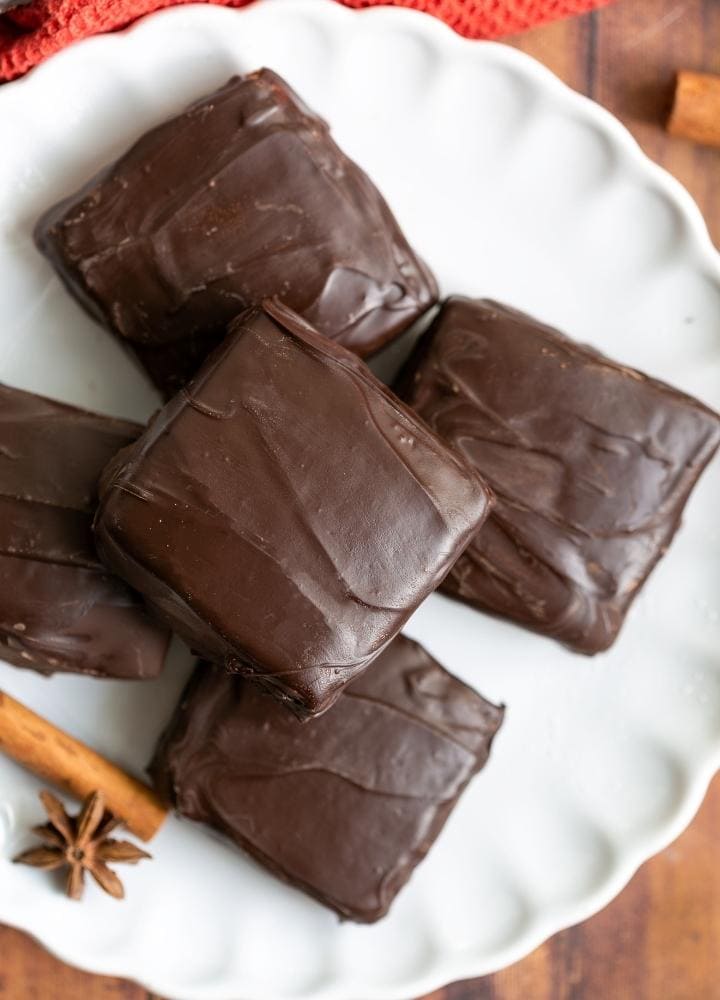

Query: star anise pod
[13,789,151,900]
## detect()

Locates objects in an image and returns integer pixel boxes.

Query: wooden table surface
[2,0,719,997]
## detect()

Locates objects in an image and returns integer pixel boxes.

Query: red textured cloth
[0,0,612,82]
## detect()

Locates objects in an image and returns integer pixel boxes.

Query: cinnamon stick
[0,690,167,841]
[668,71,720,148]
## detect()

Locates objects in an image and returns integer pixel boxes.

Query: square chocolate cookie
[95,300,492,716]
[0,383,169,678]
[396,297,720,653]
[150,635,504,923]
[36,70,437,396]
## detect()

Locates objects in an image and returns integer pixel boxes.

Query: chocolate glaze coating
[0,383,170,678]
[95,300,492,716]
[395,297,720,653]
[35,69,438,396]
[150,636,504,923]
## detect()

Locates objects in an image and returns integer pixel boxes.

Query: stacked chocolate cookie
[3,69,716,921]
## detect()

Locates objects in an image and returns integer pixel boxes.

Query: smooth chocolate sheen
[395,297,720,653]
[95,300,492,716]
[150,636,504,922]
[35,69,438,396]
[0,383,170,678]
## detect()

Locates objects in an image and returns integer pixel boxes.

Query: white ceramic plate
[1,2,719,997]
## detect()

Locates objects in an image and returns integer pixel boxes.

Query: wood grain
[2,0,719,997]
[511,0,720,247]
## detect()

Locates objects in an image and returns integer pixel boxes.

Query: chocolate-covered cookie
[396,297,720,653]
[95,300,492,716]
[36,70,437,396]
[0,383,169,678]
[150,636,504,923]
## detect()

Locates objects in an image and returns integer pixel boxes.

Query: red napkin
[0,0,612,82]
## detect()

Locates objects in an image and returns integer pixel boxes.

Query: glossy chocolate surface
[95,300,492,716]
[36,69,437,396]
[150,635,504,922]
[0,383,170,678]
[396,297,720,653]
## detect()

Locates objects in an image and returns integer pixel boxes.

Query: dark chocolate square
[36,70,437,396]
[396,297,720,653]
[0,383,170,678]
[95,300,492,716]
[150,635,504,923]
